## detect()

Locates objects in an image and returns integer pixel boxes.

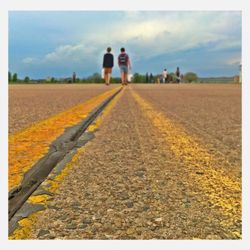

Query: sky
[9,11,242,79]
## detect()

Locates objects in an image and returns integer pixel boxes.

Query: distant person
[180,74,184,83]
[157,76,160,84]
[118,48,131,85]
[149,73,154,83]
[176,67,181,83]
[103,47,114,85]
[146,72,149,83]
[72,72,76,83]
[162,69,168,83]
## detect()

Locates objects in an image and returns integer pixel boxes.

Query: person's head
[120,48,125,53]
[107,47,111,53]
[177,67,179,70]
[164,69,167,71]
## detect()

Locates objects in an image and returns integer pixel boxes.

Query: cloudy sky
[9,11,241,79]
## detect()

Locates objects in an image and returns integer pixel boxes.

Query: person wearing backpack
[103,47,114,85]
[118,47,131,85]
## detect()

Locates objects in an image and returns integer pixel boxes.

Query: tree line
[8,71,198,84]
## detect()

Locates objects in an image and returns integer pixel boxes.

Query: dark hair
[107,47,111,52]
[120,47,125,52]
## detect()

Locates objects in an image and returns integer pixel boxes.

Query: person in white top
[162,68,168,83]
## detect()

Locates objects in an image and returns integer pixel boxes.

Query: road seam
[9,88,124,239]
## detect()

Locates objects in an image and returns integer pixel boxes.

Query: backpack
[119,53,128,65]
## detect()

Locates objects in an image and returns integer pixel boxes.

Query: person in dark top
[118,48,131,85]
[146,72,149,83]
[176,67,181,83]
[103,47,114,85]
[149,73,154,83]
[72,72,76,83]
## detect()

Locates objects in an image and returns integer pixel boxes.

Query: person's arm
[103,54,105,68]
[128,56,131,69]
[111,54,114,68]
[118,55,120,67]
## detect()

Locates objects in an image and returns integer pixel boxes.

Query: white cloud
[226,57,241,65]
[44,44,88,62]
[81,11,241,59]
[23,11,241,68]
[22,57,36,64]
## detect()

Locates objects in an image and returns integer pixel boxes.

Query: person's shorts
[120,65,128,73]
[104,68,112,74]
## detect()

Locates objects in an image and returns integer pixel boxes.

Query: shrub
[184,72,198,83]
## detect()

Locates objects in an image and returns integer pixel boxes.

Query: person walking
[162,69,168,83]
[72,72,76,83]
[149,73,154,83]
[118,48,131,85]
[102,47,114,85]
[146,72,149,83]
[176,66,181,83]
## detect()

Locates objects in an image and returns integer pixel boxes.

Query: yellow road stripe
[131,89,241,238]
[9,88,124,240]
[9,87,120,191]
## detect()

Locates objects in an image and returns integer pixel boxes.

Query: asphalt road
[11,84,241,240]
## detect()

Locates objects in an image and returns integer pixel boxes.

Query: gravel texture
[28,86,241,239]
[132,84,241,171]
[9,84,117,134]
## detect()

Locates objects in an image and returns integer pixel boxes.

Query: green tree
[169,72,176,82]
[133,73,146,83]
[87,73,102,83]
[50,77,56,83]
[133,73,140,83]
[12,73,18,82]
[184,72,198,83]
[8,71,12,82]
[111,77,121,83]
[24,76,30,83]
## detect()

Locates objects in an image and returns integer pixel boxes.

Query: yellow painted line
[9,151,81,240]
[87,87,124,133]
[9,87,120,191]
[131,89,241,238]
[9,88,124,240]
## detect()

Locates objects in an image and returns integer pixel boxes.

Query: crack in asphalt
[9,88,122,229]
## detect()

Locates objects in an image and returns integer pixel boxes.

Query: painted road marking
[9,87,120,191]
[9,88,124,239]
[131,88,241,238]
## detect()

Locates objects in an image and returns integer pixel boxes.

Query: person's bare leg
[104,73,108,85]
[107,73,111,85]
[121,72,125,85]
[124,73,128,85]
